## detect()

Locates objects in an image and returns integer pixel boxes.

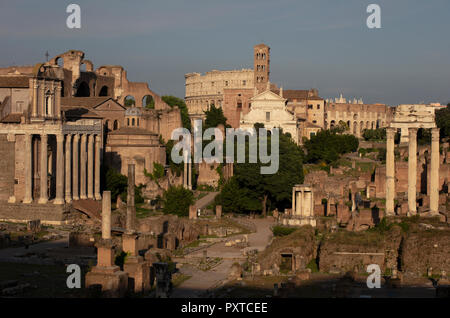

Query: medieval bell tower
[253,43,270,93]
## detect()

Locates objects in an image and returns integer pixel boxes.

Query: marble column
[126,164,136,233]
[385,127,395,215]
[65,134,72,203]
[54,134,65,205]
[183,150,188,189]
[188,160,192,190]
[430,128,440,215]
[408,128,418,215]
[87,134,94,199]
[102,191,112,240]
[23,133,33,204]
[94,135,102,200]
[80,134,87,199]
[38,134,48,204]
[72,134,80,200]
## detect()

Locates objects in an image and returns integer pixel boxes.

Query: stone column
[40,84,45,117]
[296,191,302,216]
[65,134,72,203]
[126,164,136,233]
[408,128,418,215]
[188,161,192,190]
[430,128,440,215]
[23,133,33,204]
[94,135,102,200]
[183,150,188,189]
[80,134,87,199]
[72,134,80,200]
[102,191,111,240]
[54,134,65,204]
[385,127,396,215]
[291,188,295,214]
[55,84,61,119]
[87,134,94,199]
[38,134,48,204]
[32,80,38,118]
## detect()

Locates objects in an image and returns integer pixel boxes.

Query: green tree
[216,130,304,216]
[303,130,359,164]
[105,167,144,204]
[105,167,128,202]
[162,95,191,131]
[204,104,228,129]
[162,185,194,217]
[362,128,386,141]
[436,104,450,140]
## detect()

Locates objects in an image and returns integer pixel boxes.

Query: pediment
[250,90,286,102]
[94,99,126,111]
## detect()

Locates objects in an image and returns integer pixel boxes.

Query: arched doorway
[99,85,109,96]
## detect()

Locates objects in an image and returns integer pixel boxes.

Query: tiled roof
[108,126,157,135]
[0,76,29,88]
[61,97,111,108]
[62,107,102,118]
[1,113,22,123]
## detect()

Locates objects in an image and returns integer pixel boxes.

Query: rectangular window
[237,102,242,108]
[317,104,320,109]
[242,80,246,86]
[266,112,270,121]
[308,104,313,109]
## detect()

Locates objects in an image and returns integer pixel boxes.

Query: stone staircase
[71,199,102,220]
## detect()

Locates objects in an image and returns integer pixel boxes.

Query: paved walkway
[194,191,219,210]
[172,217,274,297]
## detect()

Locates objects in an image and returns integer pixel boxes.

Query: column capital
[408,127,418,136]
[56,133,64,142]
[73,133,80,141]
[386,127,396,137]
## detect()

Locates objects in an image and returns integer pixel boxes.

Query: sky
[0,0,449,105]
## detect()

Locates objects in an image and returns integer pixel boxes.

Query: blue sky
[1,0,449,105]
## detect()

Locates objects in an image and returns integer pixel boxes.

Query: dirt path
[194,191,219,210]
[171,217,274,298]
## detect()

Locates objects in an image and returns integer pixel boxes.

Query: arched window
[127,118,130,126]
[142,95,154,108]
[137,118,140,126]
[113,120,118,130]
[124,95,136,107]
[132,118,135,126]
[45,90,52,116]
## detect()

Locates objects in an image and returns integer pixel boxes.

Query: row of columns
[23,132,102,204]
[386,127,440,216]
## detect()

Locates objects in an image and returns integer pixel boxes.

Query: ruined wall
[0,135,15,201]
[197,161,221,187]
[401,230,450,275]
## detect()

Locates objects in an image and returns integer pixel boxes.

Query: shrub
[272,225,297,237]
